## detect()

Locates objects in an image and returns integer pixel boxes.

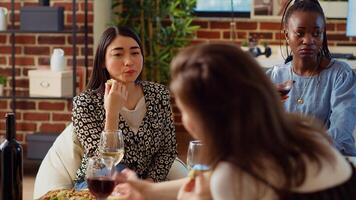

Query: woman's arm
[71,91,107,183]
[115,175,187,200]
[329,68,356,156]
[104,80,128,131]
[146,89,178,182]
[144,178,187,200]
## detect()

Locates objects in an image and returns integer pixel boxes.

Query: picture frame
[320,1,348,19]
[251,0,287,20]
[251,0,348,20]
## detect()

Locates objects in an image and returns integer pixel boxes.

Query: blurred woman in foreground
[114,43,356,200]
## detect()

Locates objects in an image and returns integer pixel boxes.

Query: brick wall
[1,4,355,159]
[191,18,356,46]
[0,0,94,153]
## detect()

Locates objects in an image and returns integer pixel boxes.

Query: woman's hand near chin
[104,79,128,131]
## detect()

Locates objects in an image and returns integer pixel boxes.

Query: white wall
[93,0,112,52]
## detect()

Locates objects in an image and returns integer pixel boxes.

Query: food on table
[39,189,95,200]
[106,79,114,86]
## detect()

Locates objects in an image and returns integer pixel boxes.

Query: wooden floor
[24,175,36,200]
[23,159,41,200]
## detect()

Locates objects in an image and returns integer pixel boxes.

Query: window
[195,0,251,17]
[347,0,356,36]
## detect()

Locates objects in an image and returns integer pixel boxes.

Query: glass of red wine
[276,80,293,99]
[86,157,116,200]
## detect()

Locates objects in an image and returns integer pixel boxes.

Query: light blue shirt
[267,59,356,156]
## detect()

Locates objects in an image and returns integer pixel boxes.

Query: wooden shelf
[2,0,89,113]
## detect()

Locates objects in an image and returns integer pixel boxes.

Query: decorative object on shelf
[241,40,249,51]
[249,45,272,57]
[0,7,8,31]
[39,0,50,6]
[0,75,7,96]
[319,0,348,19]
[113,0,198,84]
[246,35,272,58]
[29,70,73,97]
[50,48,66,72]
[251,0,285,20]
[20,6,64,31]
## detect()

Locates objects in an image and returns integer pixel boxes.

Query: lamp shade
[347,0,356,37]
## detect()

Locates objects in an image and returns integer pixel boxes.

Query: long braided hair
[280,0,331,64]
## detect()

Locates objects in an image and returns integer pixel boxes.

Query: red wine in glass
[276,80,293,98]
[278,88,291,97]
[86,157,115,200]
[87,176,115,200]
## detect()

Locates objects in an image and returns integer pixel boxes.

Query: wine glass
[86,157,116,200]
[187,140,210,176]
[276,80,293,98]
[99,130,125,168]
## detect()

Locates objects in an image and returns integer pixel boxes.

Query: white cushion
[167,157,188,180]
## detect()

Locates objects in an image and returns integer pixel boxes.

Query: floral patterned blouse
[72,81,177,182]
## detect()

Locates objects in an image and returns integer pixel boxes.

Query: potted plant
[241,40,249,52]
[112,0,199,84]
[0,75,7,96]
[319,0,348,19]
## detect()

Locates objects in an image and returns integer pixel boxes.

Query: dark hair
[170,43,334,197]
[281,0,331,64]
[86,26,144,93]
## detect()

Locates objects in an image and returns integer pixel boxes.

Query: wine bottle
[0,113,23,200]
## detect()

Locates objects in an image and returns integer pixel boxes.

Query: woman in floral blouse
[34,26,177,198]
[72,26,177,184]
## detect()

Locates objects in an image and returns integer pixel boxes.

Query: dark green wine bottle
[0,113,23,200]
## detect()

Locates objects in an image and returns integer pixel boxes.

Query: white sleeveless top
[120,96,146,134]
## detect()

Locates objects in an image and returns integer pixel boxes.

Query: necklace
[290,57,333,104]
[290,67,320,105]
